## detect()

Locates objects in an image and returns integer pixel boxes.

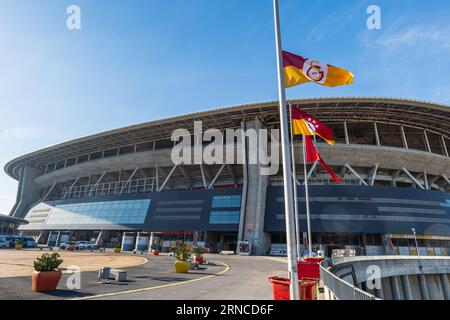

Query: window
[211,195,241,208]
[45,199,151,225]
[209,211,240,224]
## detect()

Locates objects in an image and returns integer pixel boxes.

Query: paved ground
[0,251,289,300]
[0,249,147,278]
[93,255,289,300]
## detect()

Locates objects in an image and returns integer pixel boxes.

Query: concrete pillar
[193,231,198,247]
[418,274,430,300]
[120,232,129,251]
[439,274,450,300]
[134,232,140,252]
[46,231,53,247]
[239,118,271,255]
[148,232,154,251]
[390,276,402,300]
[55,231,61,247]
[35,231,44,244]
[401,275,413,300]
[95,231,103,246]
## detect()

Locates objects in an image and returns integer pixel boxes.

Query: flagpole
[289,103,302,260]
[302,136,313,257]
[273,0,300,300]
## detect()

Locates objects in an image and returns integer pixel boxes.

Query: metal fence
[320,259,379,300]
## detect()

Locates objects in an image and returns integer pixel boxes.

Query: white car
[0,235,11,248]
[75,241,97,250]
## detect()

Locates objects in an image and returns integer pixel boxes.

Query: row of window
[43,196,244,226]
[209,211,240,224]
[211,195,241,208]
[45,199,151,225]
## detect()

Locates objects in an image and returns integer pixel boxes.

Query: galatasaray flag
[305,136,342,183]
[283,51,354,88]
[292,106,335,145]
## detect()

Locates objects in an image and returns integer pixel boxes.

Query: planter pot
[68,247,75,252]
[193,255,204,264]
[298,258,324,280]
[32,270,62,292]
[114,248,121,253]
[15,244,23,250]
[268,276,318,300]
[151,250,160,256]
[174,260,189,273]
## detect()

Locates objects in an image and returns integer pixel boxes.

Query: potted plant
[32,253,64,292]
[15,238,23,250]
[151,244,161,256]
[192,246,204,264]
[114,245,121,253]
[174,242,191,273]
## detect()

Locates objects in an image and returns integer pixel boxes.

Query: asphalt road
[93,255,288,300]
[0,253,288,300]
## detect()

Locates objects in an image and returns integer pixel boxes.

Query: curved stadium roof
[5,97,450,180]
[0,214,28,225]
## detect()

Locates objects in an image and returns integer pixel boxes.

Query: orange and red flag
[304,136,342,183]
[291,106,335,145]
[292,106,341,183]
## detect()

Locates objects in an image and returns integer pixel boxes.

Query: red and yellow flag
[283,51,354,88]
[291,106,335,145]
[305,136,342,183]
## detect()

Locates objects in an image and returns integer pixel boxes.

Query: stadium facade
[4,97,450,256]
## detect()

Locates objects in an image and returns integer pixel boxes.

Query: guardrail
[320,259,379,300]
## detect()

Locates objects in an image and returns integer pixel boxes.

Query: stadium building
[4,97,450,256]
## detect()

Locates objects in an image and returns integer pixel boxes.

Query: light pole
[412,228,420,258]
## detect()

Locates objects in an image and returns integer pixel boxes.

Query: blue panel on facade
[264,185,450,235]
[27,188,243,231]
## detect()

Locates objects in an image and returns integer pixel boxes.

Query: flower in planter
[34,253,64,272]
[32,253,64,292]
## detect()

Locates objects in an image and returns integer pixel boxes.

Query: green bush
[175,243,191,261]
[33,253,63,272]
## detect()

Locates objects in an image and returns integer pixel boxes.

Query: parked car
[0,235,11,248]
[21,236,37,248]
[59,241,76,250]
[75,241,97,250]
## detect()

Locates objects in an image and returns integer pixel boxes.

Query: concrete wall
[329,256,450,300]
[240,118,271,255]
[10,166,43,219]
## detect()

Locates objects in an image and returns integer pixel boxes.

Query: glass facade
[209,211,240,224]
[209,195,241,224]
[211,195,241,208]
[45,199,151,225]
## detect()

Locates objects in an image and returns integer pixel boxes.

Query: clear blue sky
[0,0,449,213]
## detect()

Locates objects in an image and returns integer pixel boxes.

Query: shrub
[175,243,191,261]
[33,253,63,272]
